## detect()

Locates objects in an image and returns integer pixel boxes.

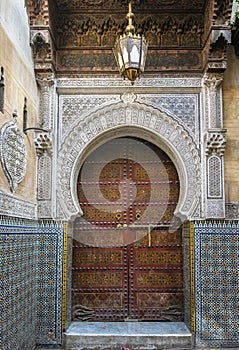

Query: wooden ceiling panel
[54,0,207,13]
[29,0,232,75]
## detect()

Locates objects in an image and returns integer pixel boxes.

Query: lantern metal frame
[113,2,148,84]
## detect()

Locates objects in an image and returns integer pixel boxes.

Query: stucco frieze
[0,190,37,219]
[56,76,202,89]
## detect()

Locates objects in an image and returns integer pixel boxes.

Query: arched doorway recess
[72,137,183,321]
[57,102,201,222]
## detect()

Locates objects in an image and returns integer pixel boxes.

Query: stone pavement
[37,346,239,349]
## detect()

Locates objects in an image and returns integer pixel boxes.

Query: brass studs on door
[115,211,122,221]
[136,209,142,220]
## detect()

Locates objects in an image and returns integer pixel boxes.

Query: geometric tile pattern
[0,217,65,349]
[3,216,239,348]
[194,221,239,347]
[36,221,64,346]
[1,216,38,350]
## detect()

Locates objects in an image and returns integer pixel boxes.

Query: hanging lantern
[113,2,148,84]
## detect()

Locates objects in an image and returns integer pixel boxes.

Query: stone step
[64,322,193,350]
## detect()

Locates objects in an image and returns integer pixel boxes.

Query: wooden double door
[72,137,183,321]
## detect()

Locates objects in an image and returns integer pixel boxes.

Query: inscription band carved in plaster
[56,102,201,221]
[57,76,202,89]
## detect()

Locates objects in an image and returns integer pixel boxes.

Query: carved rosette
[0,116,27,192]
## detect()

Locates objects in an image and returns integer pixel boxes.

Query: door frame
[59,103,199,331]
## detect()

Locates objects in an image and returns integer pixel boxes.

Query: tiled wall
[1,217,38,350]
[2,217,239,349]
[36,221,64,346]
[194,221,239,347]
[1,217,64,350]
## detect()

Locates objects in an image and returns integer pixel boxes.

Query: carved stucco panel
[206,199,225,218]
[56,102,201,221]
[137,94,199,145]
[56,76,202,88]
[59,95,120,140]
[0,117,27,192]
[0,190,37,219]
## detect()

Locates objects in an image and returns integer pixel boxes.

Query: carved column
[201,0,232,219]
[36,73,55,130]
[203,73,223,129]
[34,73,56,219]
[204,129,226,218]
[34,131,53,218]
[203,72,227,218]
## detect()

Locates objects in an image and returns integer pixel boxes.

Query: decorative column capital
[203,73,224,89]
[36,72,55,88]
[205,129,227,156]
[34,131,52,157]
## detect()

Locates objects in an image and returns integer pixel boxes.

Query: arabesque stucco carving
[56,101,201,222]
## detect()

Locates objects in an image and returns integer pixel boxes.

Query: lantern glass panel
[123,45,129,65]
[118,52,123,70]
[140,40,148,72]
[130,44,140,66]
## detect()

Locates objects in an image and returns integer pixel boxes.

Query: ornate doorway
[72,137,183,321]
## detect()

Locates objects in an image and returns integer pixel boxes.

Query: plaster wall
[223,45,239,203]
[0,1,38,201]
[0,0,34,69]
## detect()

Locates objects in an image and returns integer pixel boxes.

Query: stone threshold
[64,321,192,350]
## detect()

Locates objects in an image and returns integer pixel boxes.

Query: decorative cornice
[212,0,233,26]
[54,0,205,12]
[207,28,231,72]
[26,0,49,25]
[30,30,56,74]
[26,0,44,16]
[57,13,204,49]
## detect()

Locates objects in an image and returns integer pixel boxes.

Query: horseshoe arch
[57,101,201,221]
